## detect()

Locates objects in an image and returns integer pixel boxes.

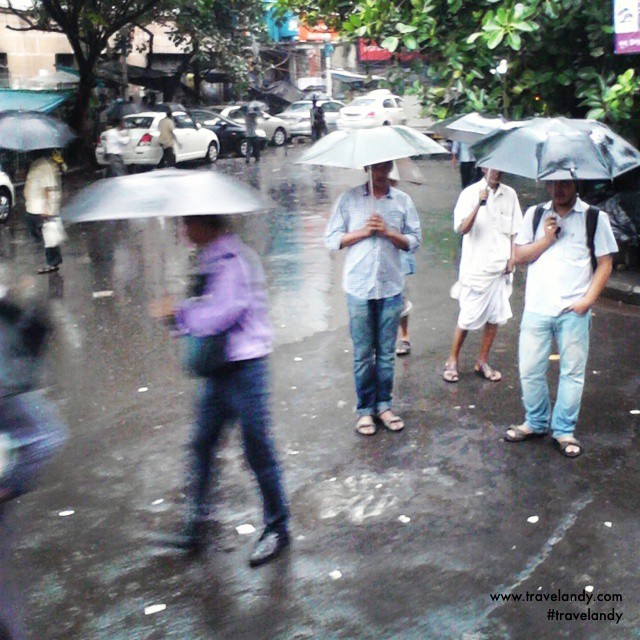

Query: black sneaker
[249,529,290,567]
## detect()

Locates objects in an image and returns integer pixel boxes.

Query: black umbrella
[0,110,76,151]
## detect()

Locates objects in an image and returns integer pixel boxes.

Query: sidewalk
[603,269,640,306]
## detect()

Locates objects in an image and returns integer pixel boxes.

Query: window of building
[55,53,76,68]
[0,53,8,88]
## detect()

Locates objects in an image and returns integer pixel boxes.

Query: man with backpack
[504,180,618,458]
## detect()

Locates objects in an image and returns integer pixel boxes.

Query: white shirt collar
[541,196,588,215]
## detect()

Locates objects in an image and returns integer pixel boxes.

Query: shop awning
[330,69,384,84]
[0,89,73,113]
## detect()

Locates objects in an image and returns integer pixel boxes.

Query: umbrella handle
[369,170,375,216]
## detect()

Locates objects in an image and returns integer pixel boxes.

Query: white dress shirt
[515,197,618,316]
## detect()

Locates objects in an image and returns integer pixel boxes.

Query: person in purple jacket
[158,216,290,567]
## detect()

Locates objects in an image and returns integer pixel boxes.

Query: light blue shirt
[515,197,618,316]
[325,184,421,300]
[451,140,476,163]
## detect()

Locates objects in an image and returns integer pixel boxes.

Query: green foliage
[277,0,640,135]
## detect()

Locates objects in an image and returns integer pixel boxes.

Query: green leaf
[403,34,418,50]
[507,32,522,50]
[512,20,536,32]
[466,32,483,44]
[381,35,399,52]
[486,30,504,49]
[396,22,418,33]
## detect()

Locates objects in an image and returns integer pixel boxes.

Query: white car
[95,111,220,167]
[219,105,291,147]
[0,169,14,224]
[337,90,408,130]
[276,100,345,138]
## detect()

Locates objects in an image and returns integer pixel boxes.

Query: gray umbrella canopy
[0,110,77,151]
[430,112,507,145]
[472,117,640,181]
[61,169,274,224]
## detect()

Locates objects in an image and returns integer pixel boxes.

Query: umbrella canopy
[472,117,640,181]
[297,125,448,169]
[430,112,507,145]
[61,169,274,224]
[0,110,76,151]
[389,157,427,184]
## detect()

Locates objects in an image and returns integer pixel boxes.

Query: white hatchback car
[0,169,15,224]
[95,111,220,167]
[337,90,408,130]
[276,100,345,138]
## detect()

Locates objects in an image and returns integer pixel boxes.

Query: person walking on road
[451,140,482,189]
[325,161,421,436]
[0,293,67,640]
[158,109,178,168]
[443,168,522,383]
[504,180,618,458]
[103,118,130,177]
[244,108,261,164]
[311,98,327,142]
[155,216,290,566]
[24,151,65,274]
[396,252,414,357]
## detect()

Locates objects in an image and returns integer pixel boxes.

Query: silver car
[219,105,291,147]
[0,169,14,224]
[276,100,345,138]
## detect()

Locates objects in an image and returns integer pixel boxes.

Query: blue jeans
[347,293,403,417]
[188,357,288,534]
[519,310,591,438]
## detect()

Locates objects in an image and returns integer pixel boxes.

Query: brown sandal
[443,361,459,383]
[355,416,376,436]
[474,362,502,382]
[377,410,405,432]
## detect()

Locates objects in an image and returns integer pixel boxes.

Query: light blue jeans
[519,310,591,438]
[347,293,403,417]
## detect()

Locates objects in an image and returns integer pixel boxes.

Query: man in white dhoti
[443,168,522,383]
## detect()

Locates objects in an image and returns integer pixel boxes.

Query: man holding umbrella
[505,180,617,457]
[325,160,421,435]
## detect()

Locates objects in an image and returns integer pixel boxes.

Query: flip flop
[38,265,59,274]
[396,340,411,356]
[504,424,547,442]
[443,361,459,383]
[555,437,583,458]
[377,411,405,432]
[355,416,376,436]
[474,362,502,382]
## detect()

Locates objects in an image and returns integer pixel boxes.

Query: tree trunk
[69,64,96,160]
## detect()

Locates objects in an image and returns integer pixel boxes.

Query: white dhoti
[451,274,513,331]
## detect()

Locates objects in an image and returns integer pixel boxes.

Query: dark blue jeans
[188,357,288,533]
[347,293,403,417]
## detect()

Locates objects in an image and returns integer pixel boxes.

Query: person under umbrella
[244,104,261,164]
[24,150,66,274]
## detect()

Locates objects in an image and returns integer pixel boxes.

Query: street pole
[323,41,334,98]
[120,28,128,100]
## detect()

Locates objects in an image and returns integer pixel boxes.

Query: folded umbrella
[472,117,640,181]
[61,169,274,224]
[430,112,507,145]
[0,110,76,151]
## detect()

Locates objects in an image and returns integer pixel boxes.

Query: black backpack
[532,205,599,272]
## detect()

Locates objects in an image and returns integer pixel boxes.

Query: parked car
[218,105,291,147]
[276,99,345,138]
[0,169,14,224]
[337,90,407,130]
[189,109,267,156]
[95,111,220,168]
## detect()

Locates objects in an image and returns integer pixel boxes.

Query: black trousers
[159,146,175,168]
[245,136,261,162]
[26,213,62,268]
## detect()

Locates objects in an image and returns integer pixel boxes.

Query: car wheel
[206,142,219,164]
[0,188,12,224]
[383,121,391,126]
[272,128,286,146]
[240,140,248,157]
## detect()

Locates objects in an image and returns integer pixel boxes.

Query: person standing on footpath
[244,107,261,164]
[24,150,65,274]
[325,161,421,436]
[158,109,179,168]
[0,292,67,640]
[505,180,618,458]
[443,168,522,383]
[154,216,290,566]
[311,98,327,142]
[103,118,130,177]
[451,140,482,189]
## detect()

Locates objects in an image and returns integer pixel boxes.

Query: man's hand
[478,186,488,205]
[543,215,559,243]
[565,298,592,315]
[368,213,387,235]
[505,257,516,274]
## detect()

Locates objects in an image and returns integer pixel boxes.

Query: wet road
[2,145,640,640]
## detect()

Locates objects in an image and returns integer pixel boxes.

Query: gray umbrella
[472,117,640,180]
[0,110,76,151]
[430,112,507,145]
[61,169,274,224]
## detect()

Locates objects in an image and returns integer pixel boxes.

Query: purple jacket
[175,234,272,362]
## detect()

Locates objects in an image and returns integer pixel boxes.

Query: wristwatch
[479,199,487,206]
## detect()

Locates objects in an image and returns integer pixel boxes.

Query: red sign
[357,39,419,62]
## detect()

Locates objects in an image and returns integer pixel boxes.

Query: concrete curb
[603,273,640,306]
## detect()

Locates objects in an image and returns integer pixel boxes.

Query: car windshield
[123,116,155,130]
[287,102,311,112]
[349,98,376,107]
